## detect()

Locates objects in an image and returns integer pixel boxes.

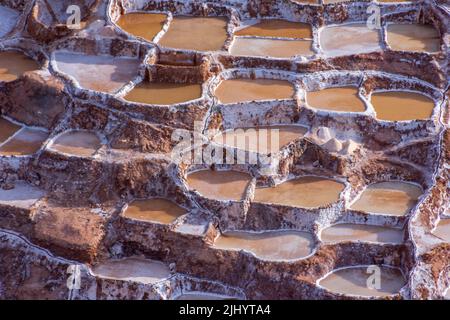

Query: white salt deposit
[91,257,171,284]
[53,51,140,93]
[0,6,19,38]
[0,181,45,209]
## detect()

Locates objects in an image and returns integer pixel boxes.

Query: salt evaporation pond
[320,24,382,57]
[214,230,315,260]
[116,13,166,42]
[386,24,440,53]
[213,125,308,154]
[321,224,403,244]
[215,79,295,104]
[187,170,252,201]
[123,198,186,224]
[306,87,366,112]
[159,16,228,51]
[53,52,140,93]
[350,182,423,216]
[0,51,39,82]
[124,82,202,105]
[91,257,170,285]
[254,176,345,208]
[50,131,101,157]
[371,91,435,121]
[319,266,406,297]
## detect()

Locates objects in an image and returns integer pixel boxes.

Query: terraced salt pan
[318,266,406,297]
[49,131,101,157]
[159,16,228,51]
[350,182,423,216]
[306,87,366,112]
[0,51,40,82]
[0,128,48,156]
[214,230,315,261]
[235,20,312,38]
[116,13,166,42]
[215,79,295,104]
[386,24,441,53]
[53,52,140,93]
[320,24,382,57]
[124,82,202,105]
[91,257,170,284]
[321,224,403,244]
[432,219,450,242]
[187,170,252,201]
[230,38,313,59]
[213,125,308,154]
[0,181,45,209]
[0,5,19,38]
[254,176,345,208]
[371,91,435,121]
[123,198,186,224]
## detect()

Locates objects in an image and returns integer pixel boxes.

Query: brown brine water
[319,266,406,297]
[123,198,186,224]
[0,128,48,156]
[214,230,315,260]
[0,118,21,143]
[386,24,440,53]
[187,170,252,201]
[91,257,170,284]
[321,224,403,244]
[371,91,435,121]
[215,79,295,104]
[160,16,228,51]
[213,125,308,153]
[50,131,101,157]
[116,13,166,42]
[124,82,202,105]
[235,19,312,38]
[350,182,423,216]
[254,176,345,208]
[0,51,39,82]
[230,38,313,58]
[306,87,366,112]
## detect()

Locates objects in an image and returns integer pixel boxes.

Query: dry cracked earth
[0,0,449,300]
